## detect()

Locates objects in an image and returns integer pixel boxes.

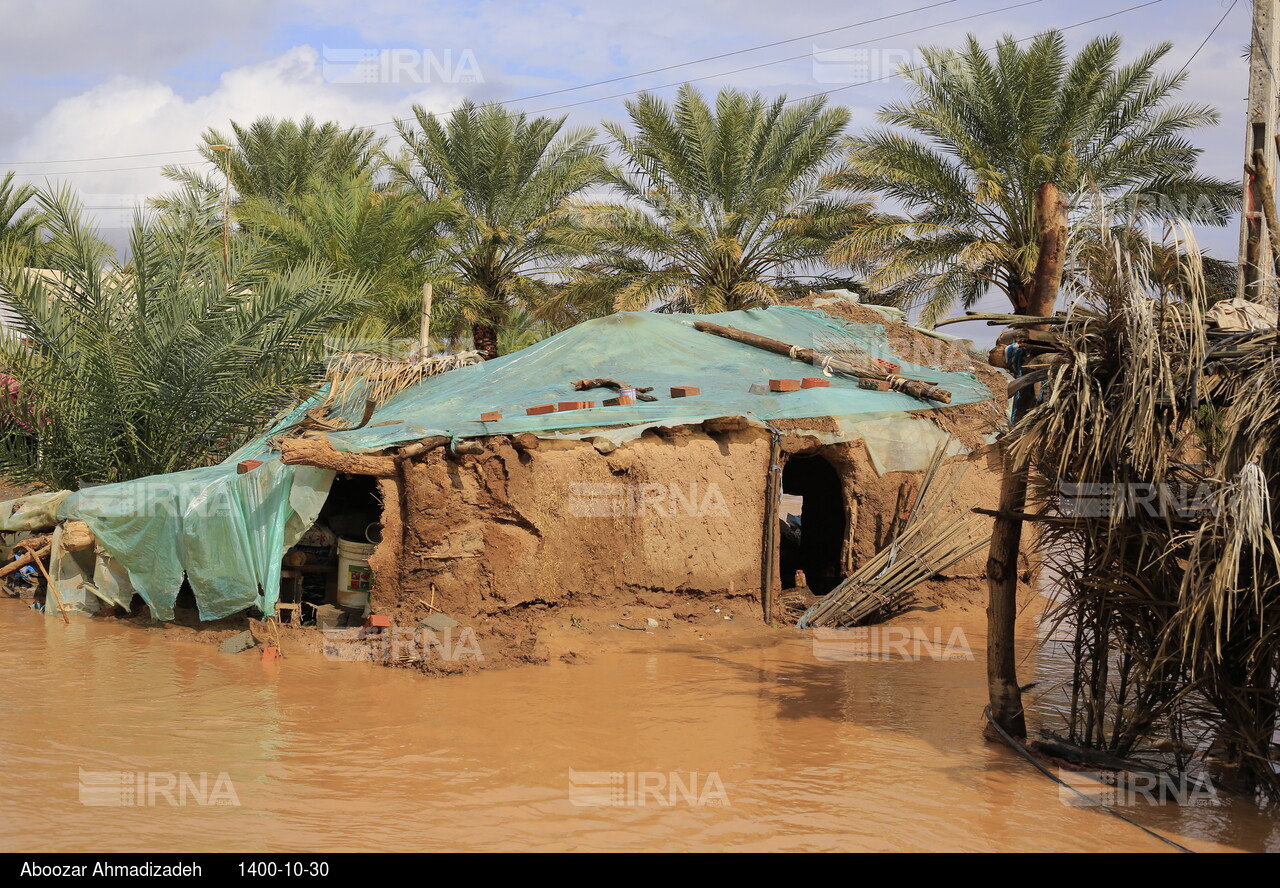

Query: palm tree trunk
[986,182,1068,742]
[472,322,499,360]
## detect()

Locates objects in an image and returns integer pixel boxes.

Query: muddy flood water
[2,599,1277,853]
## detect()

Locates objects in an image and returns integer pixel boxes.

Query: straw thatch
[1004,224,1280,797]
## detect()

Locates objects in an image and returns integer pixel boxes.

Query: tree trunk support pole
[985,182,1067,741]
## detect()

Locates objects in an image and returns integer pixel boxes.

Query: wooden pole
[761,430,782,622]
[1239,0,1280,302]
[692,320,953,402]
[20,542,69,625]
[984,182,1068,741]
[420,282,433,358]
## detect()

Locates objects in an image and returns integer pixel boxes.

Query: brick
[801,377,830,389]
[364,614,392,628]
[874,358,901,375]
[557,400,595,411]
[237,459,264,474]
[603,395,636,406]
[670,386,700,398]
[261,645,283,662]
[479,411,503,422]
[526,404,557,416]
[858,379,892,391]
[769,379,801,392]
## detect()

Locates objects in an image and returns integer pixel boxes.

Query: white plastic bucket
[336,538,376,609]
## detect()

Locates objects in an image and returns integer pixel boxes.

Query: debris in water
[218,630,256,654]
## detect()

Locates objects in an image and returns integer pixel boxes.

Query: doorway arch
[779,454,847,595]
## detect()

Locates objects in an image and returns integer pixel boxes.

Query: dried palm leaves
[297,350,482,432]
[1011,223,1280,797]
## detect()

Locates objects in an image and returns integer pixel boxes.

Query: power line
[505,0,1045,120]
[366,0,962,120]
[1174,0,1240,81]
[1,1,956,168]
[784,0,1168,103]
[10,0,1040,178]
[9,0,1168,185]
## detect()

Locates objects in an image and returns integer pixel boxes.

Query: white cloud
[8,46,466,227]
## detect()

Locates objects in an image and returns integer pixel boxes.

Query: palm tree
[0,188,369,489]
[566,85,870,314]
[160,116,385,205]
[389,100,606,359]
[236,171,449,341]
[830,32,1240,324]
[0,171,43,261]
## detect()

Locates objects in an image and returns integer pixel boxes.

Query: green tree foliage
[0,188,369,489]
[831,32,1240,324]
[160,115,385,205]
[565,85,870,313]
[390,100,606,359]
[0,171,44,263]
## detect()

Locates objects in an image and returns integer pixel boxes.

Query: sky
[0,0,1254,332]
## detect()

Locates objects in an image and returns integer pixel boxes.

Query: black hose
[982,706,1195,853]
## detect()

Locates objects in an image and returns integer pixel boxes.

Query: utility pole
[1239,0,1280,303]
[210,144,233,278]
[419,281,433,359]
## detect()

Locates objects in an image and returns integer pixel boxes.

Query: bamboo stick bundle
[797,445,991,628]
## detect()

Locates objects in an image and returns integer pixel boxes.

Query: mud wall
[372,427,772,621]
[367,424,1011,625]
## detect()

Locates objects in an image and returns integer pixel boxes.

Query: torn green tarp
[2,304,995,623]
[0,490,71,532]
[52,459,333,621]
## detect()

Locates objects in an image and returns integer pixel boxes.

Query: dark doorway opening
[779,455,846,595]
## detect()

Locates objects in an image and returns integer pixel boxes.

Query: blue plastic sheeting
[0,305,991,623]
[316,306,991,452]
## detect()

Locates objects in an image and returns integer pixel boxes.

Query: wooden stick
[279,433,464,475]
[934,313,1064,327]
[692,320,952,403]
[761,431,782,622]
[1007,369,1049,397]
[19,542,69,625]
[420,281,433,357]
[0,543,50,579]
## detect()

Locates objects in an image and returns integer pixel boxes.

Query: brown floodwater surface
[1,600,1276,852]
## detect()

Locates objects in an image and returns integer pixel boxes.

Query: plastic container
[295,520,337,561]
[336,538,376,609]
